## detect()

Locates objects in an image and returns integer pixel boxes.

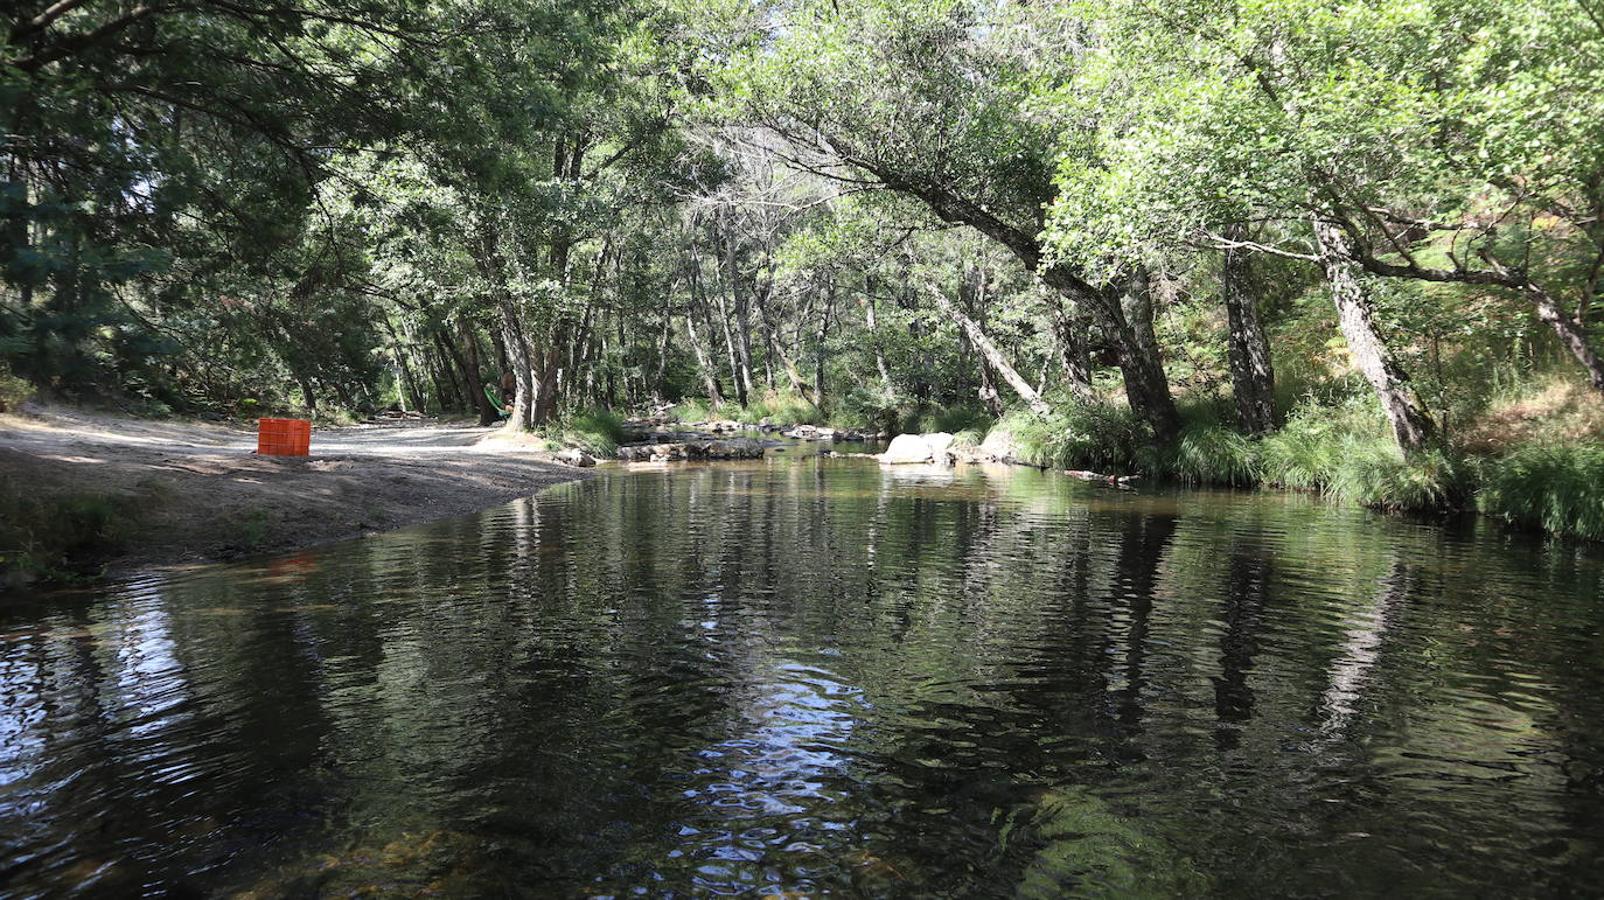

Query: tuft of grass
[551,407,628,457]
[1157,422,1262,486]
[1003,403,1149,473]
[912,403,994,436]
[1328,444,1466,511]
[1476,443,1604,541]
[950,427,986,450]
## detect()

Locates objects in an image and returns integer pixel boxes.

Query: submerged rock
[617,438,764,462]
[617,443,686,462]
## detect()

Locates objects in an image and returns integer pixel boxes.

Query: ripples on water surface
[3,458,1604,896]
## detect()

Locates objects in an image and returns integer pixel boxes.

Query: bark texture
[1221,231,1277,434]
[1311,217,1436,452]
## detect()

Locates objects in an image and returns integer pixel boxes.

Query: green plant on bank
[0,484,139,583]
[0,365,33,413]
[545,408,628,457]
[669,392,825,428]
[1476,443,1604,542]
[998,392,1478,515]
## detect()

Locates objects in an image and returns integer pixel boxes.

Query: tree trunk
[474,209,534,430]
[425,339,462,411]
[760,296,809,398]
[814,279,835,409]
[964,267,1005,416]
[865,278,896,399]
[1040,268,1178,439]
[1222,228,1277,434]
[684,307,723,407]
[720,219,757,402]
[1311,216,1436,453]
[1051,300,1096,402]
[928,284,1050,416]
[1530,286,1604,391]
[712,288,748,408]
[383,320,426,413]
[654,292,673,400]
[460,320,497,426]
[1111,270,1180,440]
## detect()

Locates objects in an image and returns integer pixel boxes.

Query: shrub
[0,364,33,413]
[1476,443,1604,541]
[1003,403,1148,473]
[0,484,138,583]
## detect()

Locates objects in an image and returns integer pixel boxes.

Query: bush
[1003,403,1149,473]
[912,403,994,436]
[1476,443,1604,541]
[0,484,138,583]
[0,364,33,413]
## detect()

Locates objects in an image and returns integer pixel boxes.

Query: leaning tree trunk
[1529,285,1604,391]
[1311,217,1436,453]
[965,267,1005,417]
[1222,228,1278,434]
[929,285,1050,417]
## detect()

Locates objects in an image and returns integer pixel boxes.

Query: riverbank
[0,408,593,588]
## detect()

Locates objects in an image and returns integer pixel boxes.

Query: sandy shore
[0,408,593,582]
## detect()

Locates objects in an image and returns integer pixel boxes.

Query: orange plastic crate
[258,418,311,456]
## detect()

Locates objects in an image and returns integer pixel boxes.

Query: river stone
[554,448,597,467]
[978,426,1022,463]
[705,439,763,459]
[922,432,955,455]
[880,433,935,464]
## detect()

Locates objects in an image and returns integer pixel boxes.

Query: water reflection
[2,459,1604,895]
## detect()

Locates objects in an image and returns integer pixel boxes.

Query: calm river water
[3,456,1603,896]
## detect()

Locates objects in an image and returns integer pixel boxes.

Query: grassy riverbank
[659,376,1604,542]
[995,376,1604,541]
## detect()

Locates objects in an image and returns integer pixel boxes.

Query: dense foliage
[5,0,1604,536]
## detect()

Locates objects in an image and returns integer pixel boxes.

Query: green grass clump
[1157,422,1263,486]
[1003,403,1148,473]
[670,397,713,423]
[1257,400,1462,511]
[1329,444,1465,511]
[950,427,986,450]
[1476,443,1604,540]
[911,403,994,436]
[550,408,628,457]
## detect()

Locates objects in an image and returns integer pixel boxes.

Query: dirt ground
[0,407,593,580]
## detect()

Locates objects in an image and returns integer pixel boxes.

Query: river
[3,455,1602,896]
